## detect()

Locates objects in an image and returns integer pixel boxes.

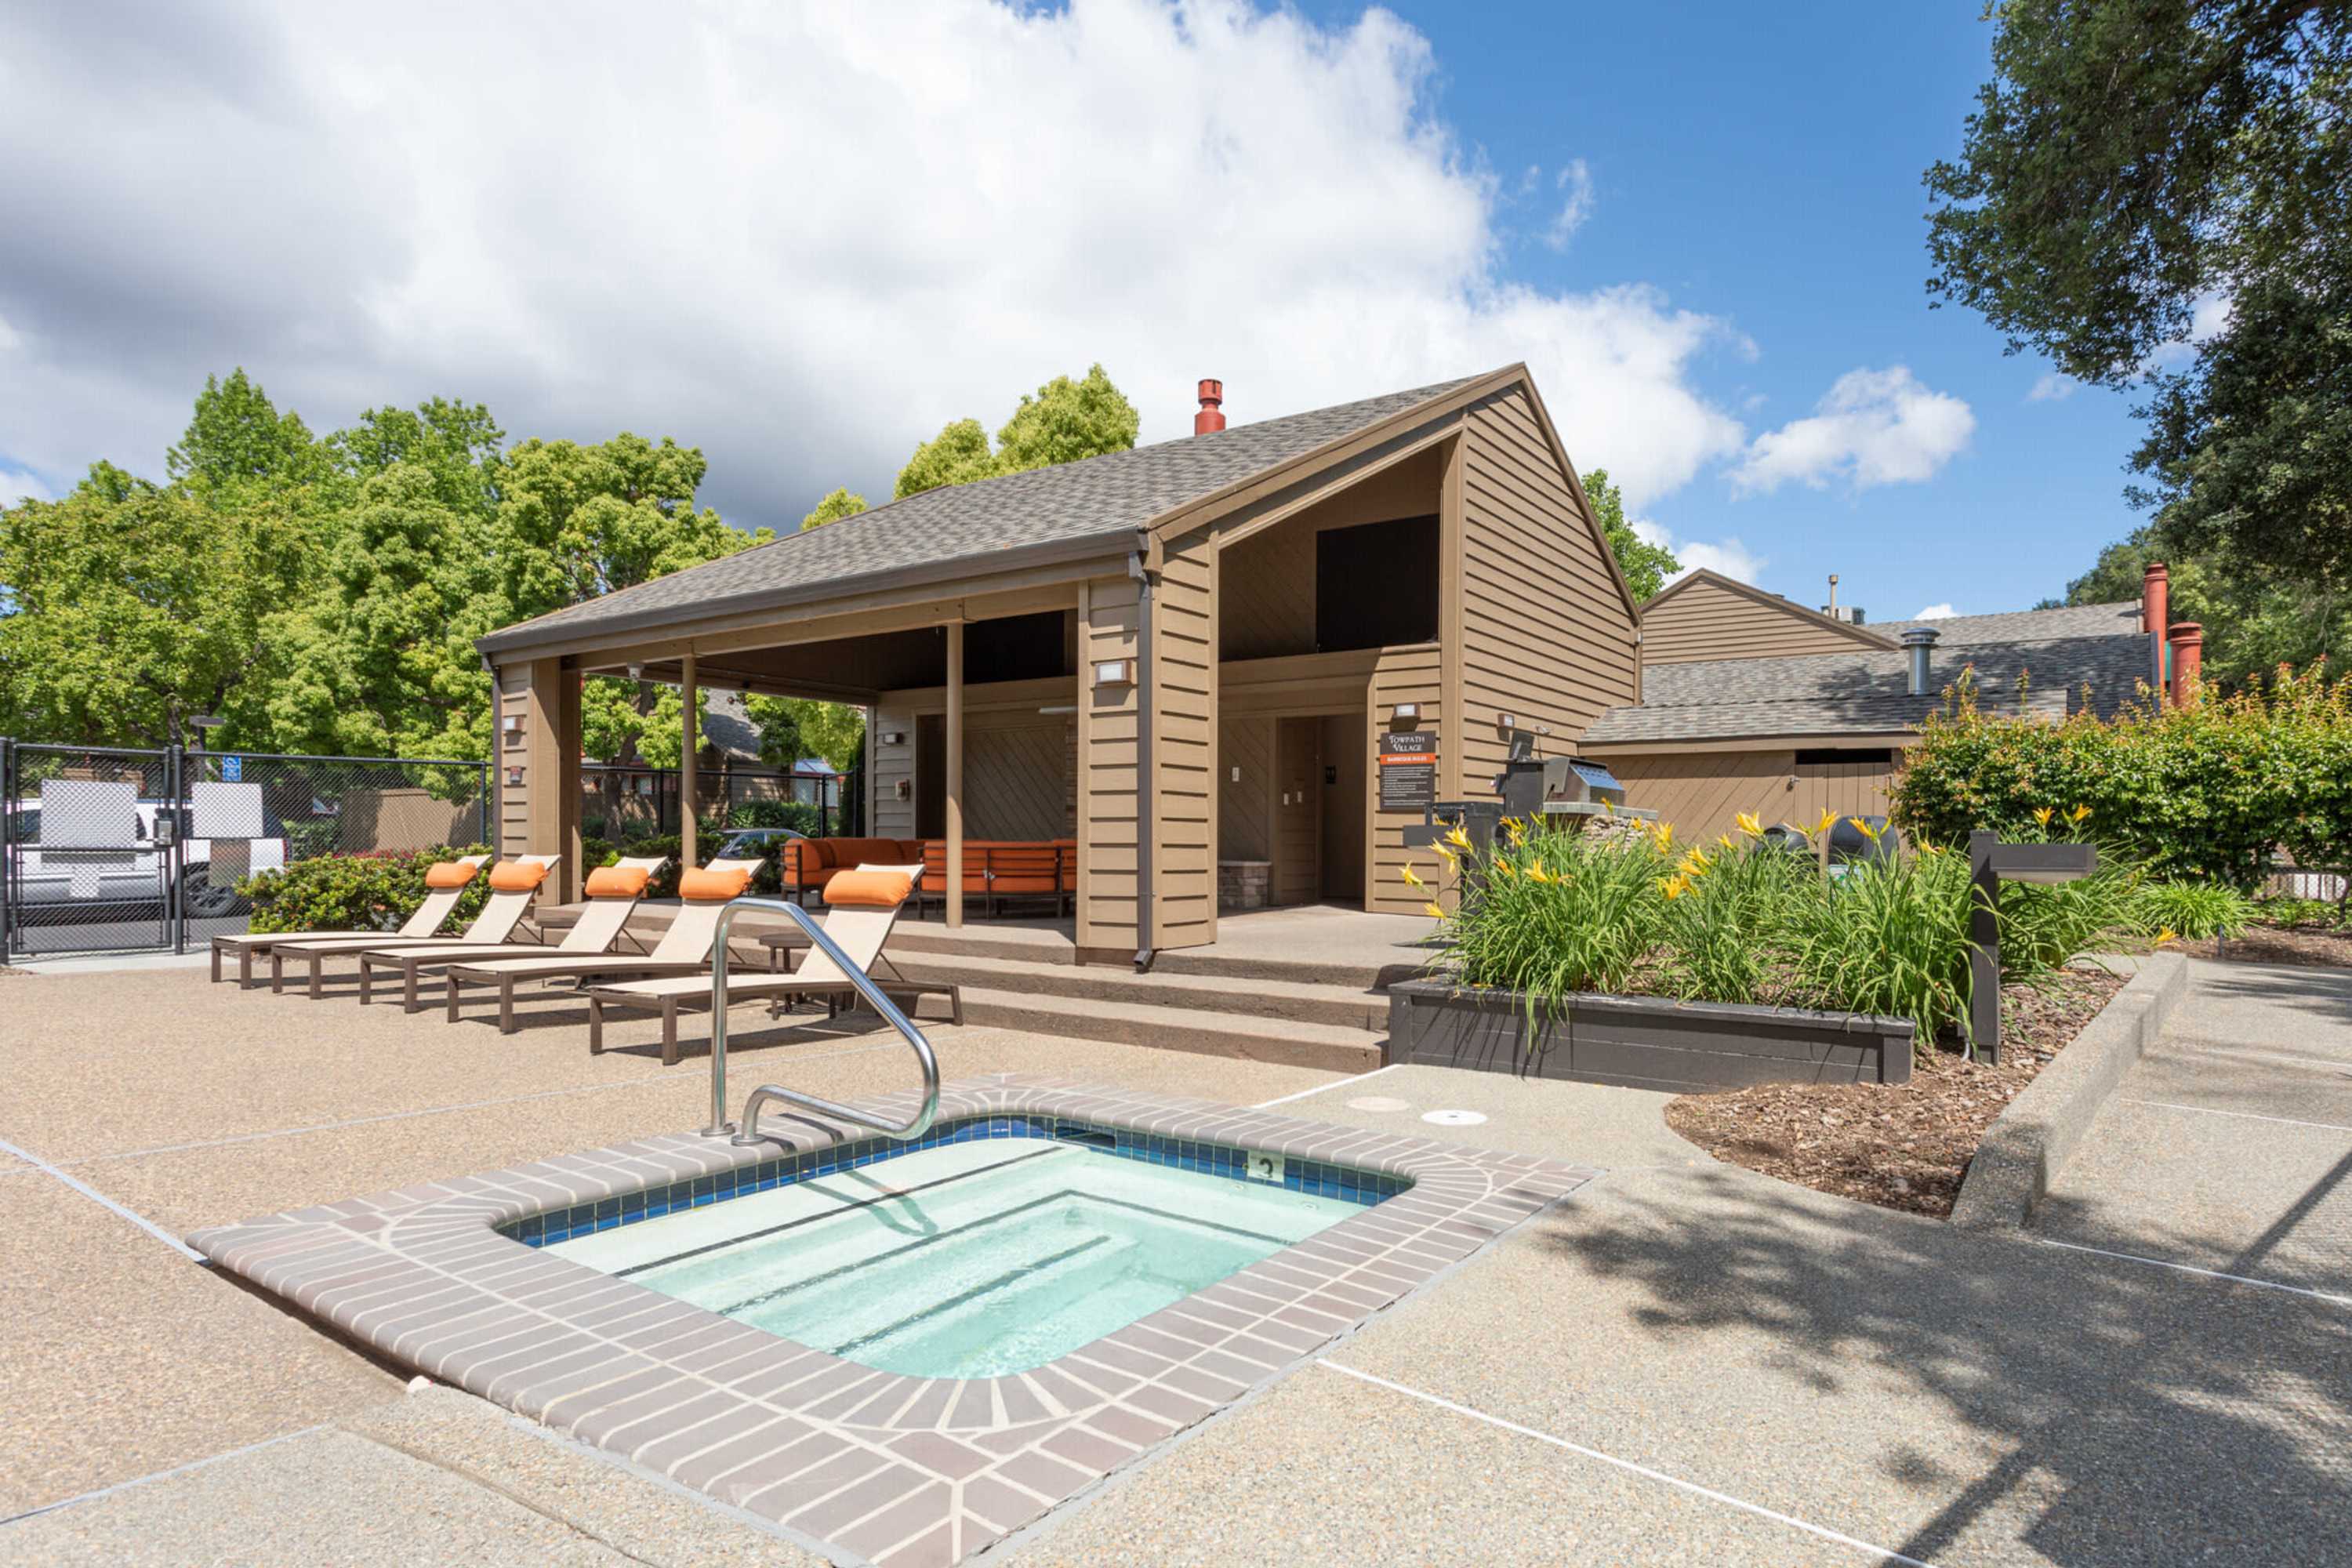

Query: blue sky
[1305,1,2145,619]
[0,2,2148,622]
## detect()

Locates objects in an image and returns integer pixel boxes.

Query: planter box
[1387,978,1915,1091]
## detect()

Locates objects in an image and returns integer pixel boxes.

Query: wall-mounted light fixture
[894,779,913,800]
[505,766,524,788]
[626,662,646,682]
[1497,712,1515,730]
[502,714,521,732]
[1092,658,1136,688]
[1392,702,1421,722]
[880,731,906,746]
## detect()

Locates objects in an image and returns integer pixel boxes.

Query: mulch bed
[1662,967,2128,1218]
[2183,921,2352,969]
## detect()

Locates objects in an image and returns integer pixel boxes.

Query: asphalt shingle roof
[1587,617,2153,745]
[481,374,1486,652]
[1875,601,2144,644]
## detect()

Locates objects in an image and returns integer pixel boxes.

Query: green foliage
[800,488,867,531]
[895,365,1138,499]
[1437,822,1668,1008]
[239,844,490,935]
[1657,833,1810,1004]
[1580,467,1680,603]
[169,369,324,495]
[740,694,865,773]
[728,798,824,833]
[1928,4,2352,593]
[2131,880,2256,939]
[1783,848,1975,1045]
[2063,526,2352,696]
[1892,667,2352,889]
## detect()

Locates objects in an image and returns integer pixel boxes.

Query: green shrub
[239,844,491,935]
[1435,821,1668,1013]
[2256,893,2335,928]
[1657,829,1812,1004]
[2131,880,2256,939]
[729,798,823,833]
[1893,665,2352,890]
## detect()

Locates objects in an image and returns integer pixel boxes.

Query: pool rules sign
[1377,731,1438,810]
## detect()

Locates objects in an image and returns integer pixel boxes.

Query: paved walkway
[3,963,2348,1564]
[2030,959,2352,1305]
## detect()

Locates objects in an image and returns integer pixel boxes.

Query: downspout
[1129,549,1156,973]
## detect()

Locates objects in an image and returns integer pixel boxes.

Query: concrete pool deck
[3,960,2349,1564]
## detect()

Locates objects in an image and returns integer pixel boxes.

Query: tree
[2064,530,2351,691]
[895,365,1139,498]
[741,695,866,774]
[168,368,324,496]
[0,466,308,746]
[1926,3,2351,581]
[800,488,867,530]
[1580,467,1680,601]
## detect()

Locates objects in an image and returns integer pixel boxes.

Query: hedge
[238,844,493,935]
[1892,666,2352,888]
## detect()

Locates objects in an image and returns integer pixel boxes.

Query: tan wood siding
[1453,387,1641,819]
[1604,749,1897,840]
[496,657,579,898]
[496,663,534,853]
[1217,447,1444,662]
[1367,642,1443,915]
[961,718,1070,841]
[1077,575,1142,953]
[1641,575,1877,663]
[870,696,916,840]
[1151,534,1217,948]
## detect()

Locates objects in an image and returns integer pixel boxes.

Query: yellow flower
[1661,875,1690,900]
[1493,858,1515,878]
[1526,861,1551,884]
[1423,902,1447,920]
[1849,816,1882,842]
[1654,822,1675,851]
[1735,811,1762,837]
[2070,804,2092,824]
[1399,865,1424,888]
[2154,927,2178,946]
[1445,825,1472,851]
[2034,806,2055,828]
[1813,808,1838,837]
[1717,833,1736,851]
[1432,844,1457,871]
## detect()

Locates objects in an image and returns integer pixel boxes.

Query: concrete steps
[887,951,1388,1030]
[943,985,1386,1074]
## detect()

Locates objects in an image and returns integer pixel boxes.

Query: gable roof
[1585,612,2151,746]
[1638,567,1897,652]
[1875,601,2143,644]
[478,371,1497,655]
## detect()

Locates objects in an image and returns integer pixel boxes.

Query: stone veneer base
[191,1074,1595,1567]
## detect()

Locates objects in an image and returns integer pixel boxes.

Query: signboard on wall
[1377,731,1437,811]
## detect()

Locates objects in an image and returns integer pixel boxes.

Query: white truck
[4,796,287,921]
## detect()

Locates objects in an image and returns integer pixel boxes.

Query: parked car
[3,798,286,920]
[710,826,807,864]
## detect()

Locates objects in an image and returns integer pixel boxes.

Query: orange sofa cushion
[583,865,650,899]
[825,869,915,909]
[679,866,753,902]
[422,861,479,890]
[487,860,550,893]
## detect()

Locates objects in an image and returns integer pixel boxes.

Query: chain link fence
[2,739,490,961]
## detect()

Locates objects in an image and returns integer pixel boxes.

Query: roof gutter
[473,530,1133,659]
[1128,548,1156,974]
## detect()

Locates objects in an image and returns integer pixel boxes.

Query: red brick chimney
[1194,379,1225,436]
[2169,622,2204,704]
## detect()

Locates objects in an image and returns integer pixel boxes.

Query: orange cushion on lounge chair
[487,860,550,893]
[583,865,650,898]
[422,861,478,890]
[824,869,915,909]
[678,866,753,902]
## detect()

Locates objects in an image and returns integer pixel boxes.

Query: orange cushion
[824,869,915,909]
[678,866,753,902]
[487,860,550,893]
[423,861,478,890]
[583,865,650,899]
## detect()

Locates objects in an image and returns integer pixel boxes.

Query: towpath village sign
[1377,731,1438,811]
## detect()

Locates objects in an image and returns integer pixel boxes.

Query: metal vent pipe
[1900,626,1939,696]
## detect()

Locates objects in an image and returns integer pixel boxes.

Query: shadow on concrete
[1543,1165,2352,1566]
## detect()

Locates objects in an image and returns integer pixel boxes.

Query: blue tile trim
[502,1114,1409,1248]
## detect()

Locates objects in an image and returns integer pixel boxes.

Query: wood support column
[945,621,964,928]
[557,666,583,902]
[680,645,699,867]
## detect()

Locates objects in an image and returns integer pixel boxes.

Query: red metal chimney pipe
[2169,622,2203,704]
[2142,561,2169,694]
[1194,379,1225,436]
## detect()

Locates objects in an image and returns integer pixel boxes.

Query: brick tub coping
[191,1075,1595,1566]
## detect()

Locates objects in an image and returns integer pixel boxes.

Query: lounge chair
[209,854,489,987]
[583,865,961,1065]
[265,854,563,999]
[441,859,764,1033]
[354,856,669,1013]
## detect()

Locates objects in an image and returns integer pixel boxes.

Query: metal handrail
[698,896,939,1146]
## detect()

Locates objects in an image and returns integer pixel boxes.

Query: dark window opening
[964,611,1069,684]
[1316,515,1439,652]
[1794,748,1896,767]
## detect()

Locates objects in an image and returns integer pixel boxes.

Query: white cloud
[0,0,1750,525]
[1543,159,1594,250]
[0,465,55,506]
[1911,602,1956,620]
[2027,372,2075,402]
[1732,366,1974,494]
[1633,517,1764,586]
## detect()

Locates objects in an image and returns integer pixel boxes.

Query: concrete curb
[1949,950,2190,1231]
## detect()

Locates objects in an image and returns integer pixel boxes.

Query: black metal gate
[1,740,492,962]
